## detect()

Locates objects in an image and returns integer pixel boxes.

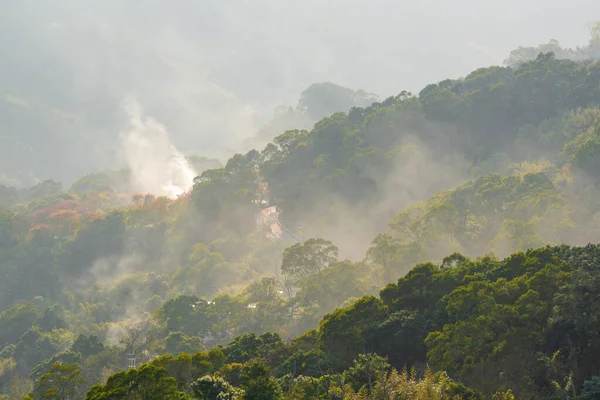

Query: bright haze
[1,0,598,187]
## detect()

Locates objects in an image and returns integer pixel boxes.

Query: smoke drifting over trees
[3,2,600,399]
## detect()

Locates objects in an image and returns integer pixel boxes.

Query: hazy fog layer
[122,98,197,198]
[1,0,599,185]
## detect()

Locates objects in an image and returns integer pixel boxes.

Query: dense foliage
[20,244,600,399]
[4,34,600,399]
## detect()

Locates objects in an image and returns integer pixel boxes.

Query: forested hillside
[3,32,600,399]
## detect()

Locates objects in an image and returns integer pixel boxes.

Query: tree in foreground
[191,375,244,400]
[29,362,85,400]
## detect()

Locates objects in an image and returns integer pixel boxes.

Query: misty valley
[3,12,600,400]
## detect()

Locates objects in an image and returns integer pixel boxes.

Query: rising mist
[121,98,197,199]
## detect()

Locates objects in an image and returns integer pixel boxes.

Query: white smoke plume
[121,98,197,198]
